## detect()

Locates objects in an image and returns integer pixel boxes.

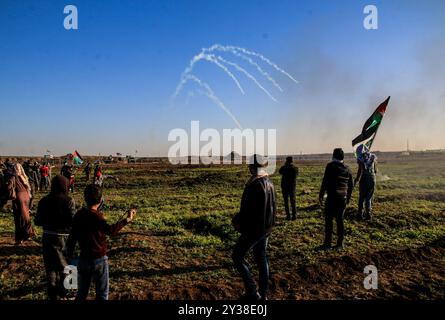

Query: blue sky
[0,0,444,156]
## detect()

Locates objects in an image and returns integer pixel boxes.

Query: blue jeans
[232,234,269,298]
[76,256,109,300]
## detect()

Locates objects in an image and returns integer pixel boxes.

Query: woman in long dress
[8,163,35,244]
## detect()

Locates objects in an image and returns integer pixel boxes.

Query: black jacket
[319,160,353,202]
[35,176,76,234]
[233,174,277,238]
[279,163,299,190]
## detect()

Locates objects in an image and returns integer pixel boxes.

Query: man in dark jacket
[23,160,37,208]
[319,148,353,250]
[279,156,299,220]
[32,161,41,192]
[66,184,136,300]
[35,175,76,300]
[84,162,92,182]
[232,154,277,300]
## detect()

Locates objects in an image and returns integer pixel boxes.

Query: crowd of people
[0,145,377,301]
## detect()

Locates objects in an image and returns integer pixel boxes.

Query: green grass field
[1,153,444,300]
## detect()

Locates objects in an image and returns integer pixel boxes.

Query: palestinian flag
[73,150,83,165]
[352,96,390,150]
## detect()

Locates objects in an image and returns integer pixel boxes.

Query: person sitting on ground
[35,175,76,300]
[66,184,136,300]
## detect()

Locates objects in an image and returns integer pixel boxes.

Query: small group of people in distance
[0,145,377,301]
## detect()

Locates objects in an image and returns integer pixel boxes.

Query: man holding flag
[352,96,390,220]
[61,150,84,193]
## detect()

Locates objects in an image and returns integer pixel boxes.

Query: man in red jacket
[39,163,50,191]
[66,184,136,300]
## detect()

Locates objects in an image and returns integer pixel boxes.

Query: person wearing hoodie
[35,175,76,300]
[318,148,353,250]
[232,154,277,301]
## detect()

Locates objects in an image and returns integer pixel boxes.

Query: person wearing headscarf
[35,175,76,300]
[354,144,378,220]
[7,163,35,244]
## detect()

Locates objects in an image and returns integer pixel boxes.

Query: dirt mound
[269,237,445,299]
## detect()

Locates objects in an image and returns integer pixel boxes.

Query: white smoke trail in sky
[185,74,242,129]
[200,53,245,94]
[221,45,299,84]
[172,44,298,127]
[173,51,245,99]
[205,44,284,92]
[215,55,277,102]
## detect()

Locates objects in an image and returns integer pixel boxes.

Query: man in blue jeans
[232,154,277,301]
[66,184,136,300]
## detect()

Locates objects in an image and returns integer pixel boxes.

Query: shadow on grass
[118,231,175,238]
[109,262,232,279]
[0,283,46,299]
[0,244,41,257]
[108,246,153,257]
[300,204,320,212]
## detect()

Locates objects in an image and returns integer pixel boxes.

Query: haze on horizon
[1,0,444,157]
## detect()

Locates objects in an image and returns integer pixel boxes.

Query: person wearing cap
[232,154,277,301]
[318,148,353,250]
[35,175,76,300]
[279,156,299,220]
